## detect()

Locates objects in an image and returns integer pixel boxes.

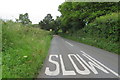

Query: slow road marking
[45,51,120,78]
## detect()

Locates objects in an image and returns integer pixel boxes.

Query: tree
[52,16,61,34]
[39,14,54,30]
[58,2,118,33]
[18,13,32,25]
[44,14,53,22]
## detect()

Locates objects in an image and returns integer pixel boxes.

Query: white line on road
[68,54,91,75]
[60,55,76,75]
[80,50,120,78]
[65,41,73,46]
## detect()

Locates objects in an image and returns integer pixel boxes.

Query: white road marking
[45,55,60,76]
[68,54,90,75]
[59,55,76,75]
[65,41,73,46]
[80,51,120,78]
[76,54,109,74]
[45,51,119,77]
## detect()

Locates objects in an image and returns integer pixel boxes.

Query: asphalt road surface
[37,35,119,78]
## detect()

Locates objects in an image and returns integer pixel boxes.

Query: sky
[0,0,65,24]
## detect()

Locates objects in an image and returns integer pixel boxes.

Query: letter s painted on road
[45,55,60,76]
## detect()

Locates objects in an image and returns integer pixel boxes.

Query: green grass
[2,20,52,78]
[0,20,2,80]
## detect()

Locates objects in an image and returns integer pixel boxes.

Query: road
[37,35,119,78]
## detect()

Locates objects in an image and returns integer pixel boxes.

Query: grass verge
[0,20,2,80]
[60,33,119,55]
[2,20,52,78]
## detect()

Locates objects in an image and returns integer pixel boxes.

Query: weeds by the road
[2,20,52,78]
[61,33,119,55]
[0,20,2,80]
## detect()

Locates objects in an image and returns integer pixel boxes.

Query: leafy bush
[58,2,118,33]
[84,13,119,42]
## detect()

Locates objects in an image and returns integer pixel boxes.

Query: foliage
[57,2,119,54]
[83,13,119,42]
[16,13,32,25]
[60,13,119,54]
[0,20,2,80]
[2,21,52,78]
[58,2,118,33]
[39,14,62,34]
[39,14,54,30]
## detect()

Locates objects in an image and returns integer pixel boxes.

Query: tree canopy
[17,13,32,25]
[38,2,118,35]
[58,2,118,33]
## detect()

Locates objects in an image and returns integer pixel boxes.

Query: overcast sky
[0,0,65,24]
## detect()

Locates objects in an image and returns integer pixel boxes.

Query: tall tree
[39,14,54,30]
[58,2,118,33]
[18,13,32,25]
